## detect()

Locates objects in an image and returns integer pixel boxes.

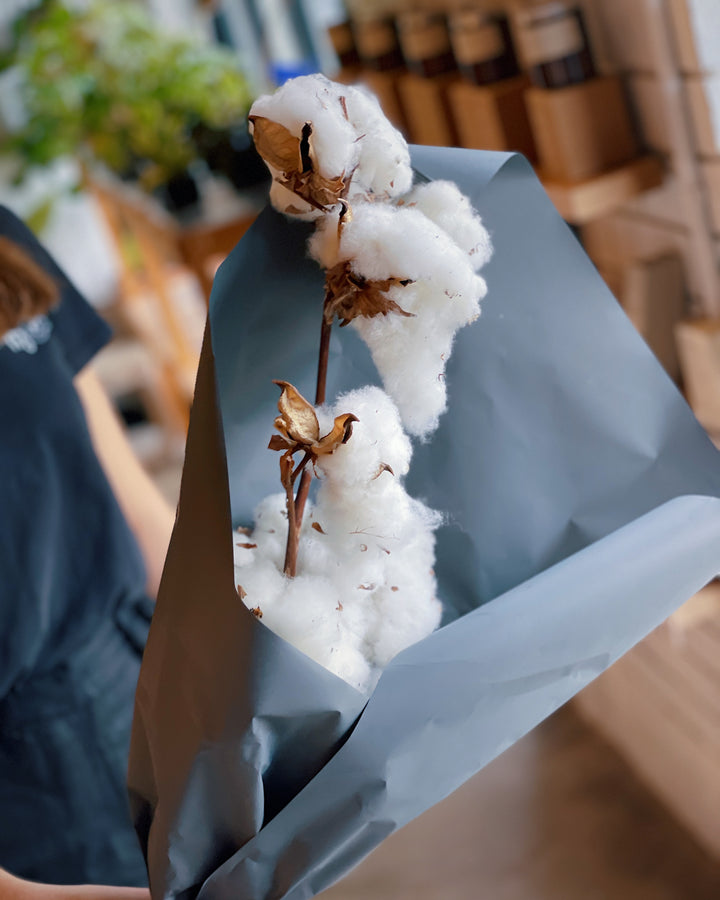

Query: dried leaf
[268,433,293,452]
[270,381,357,460]
[237,585,247,600]
[236,525,252,535]
[279,451,294,487]
[313,412,359,456]
[249,116,302,173]
[282,168,346,211]
[250,116,347,211]
[337,601,344,611]
[372,462,395,480]
[359,543,368,552]
[273,380,320,444]
[358,583,375,591]
[312,522,326,534]
[391,586,399,592]
[250,606,263,619]
[339,95,348,119]
[236,542,257,549]
[324,261,414,326]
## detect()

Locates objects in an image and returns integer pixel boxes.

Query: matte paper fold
[128,148,720,900]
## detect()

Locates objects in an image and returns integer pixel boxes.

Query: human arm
[0,870,149,900]
[73,366,176,599]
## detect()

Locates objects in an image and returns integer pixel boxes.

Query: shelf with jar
[328,1,664,225]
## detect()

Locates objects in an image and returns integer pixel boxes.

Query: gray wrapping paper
[128,148,720,900]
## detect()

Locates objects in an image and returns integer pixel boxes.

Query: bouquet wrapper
[128,148,720,900]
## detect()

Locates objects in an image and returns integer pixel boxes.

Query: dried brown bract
[268,381,357,467]
[324,262,414,327]
[249,116,348,211]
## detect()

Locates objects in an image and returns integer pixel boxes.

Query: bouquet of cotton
[129,78,720,900]
[235,75,490,689]
[234,386,441,694]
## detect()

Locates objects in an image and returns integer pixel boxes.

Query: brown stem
[283,302,333,577]
[315,312,332,405]
[282,479,299,576]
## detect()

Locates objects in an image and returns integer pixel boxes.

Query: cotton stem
[283,303,333,577]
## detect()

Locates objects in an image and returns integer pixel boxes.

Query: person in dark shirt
[0,207,175,896]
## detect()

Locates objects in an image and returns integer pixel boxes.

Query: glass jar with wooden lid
[396,10,456,78]
[448,8,519,86]
[327,21,361,69]
[512,0,595,89]
[353,17,405,71]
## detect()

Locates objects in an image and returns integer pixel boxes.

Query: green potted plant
[2,0,254,211]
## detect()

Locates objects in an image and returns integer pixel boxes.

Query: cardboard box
[627,75,673,155]
[620,254,686,380]
[685,75,720,158]
[396,72,459,147]
[702,159,720,234]
[358,69,409,136]
[621,172,688,230]
[580,212,688,271]
[675,318,720,433]
[575,586,720,861]
[668,0,720,75]
[446,76,536,159]
[542,156,664,225]
[668,0,704,74]
[580,0,657,74]
[526,76,639,182]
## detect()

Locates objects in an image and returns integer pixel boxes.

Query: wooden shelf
[539,155,666,225]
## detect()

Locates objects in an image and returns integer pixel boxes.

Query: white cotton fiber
[249,74,412,217]
[309,201,488,437]
[250,74,357,180]
[341,86,413,201]
[402,180,493,271]
[234,387,442,694]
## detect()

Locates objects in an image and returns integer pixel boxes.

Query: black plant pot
[155,169,201,214]
[193,123,270,192]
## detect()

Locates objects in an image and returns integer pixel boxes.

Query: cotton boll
[341,86,413,202]
[249,74,358,180]
[402,180,493,271]
[233,387,442,694]
[315,387,413,485]
[368,581,442,670]
[325,202,486,437]
[261,574,340,658]
[326,643,375,693]
[250,75,413,219]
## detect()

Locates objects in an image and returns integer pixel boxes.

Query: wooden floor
[320,705,720,900]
